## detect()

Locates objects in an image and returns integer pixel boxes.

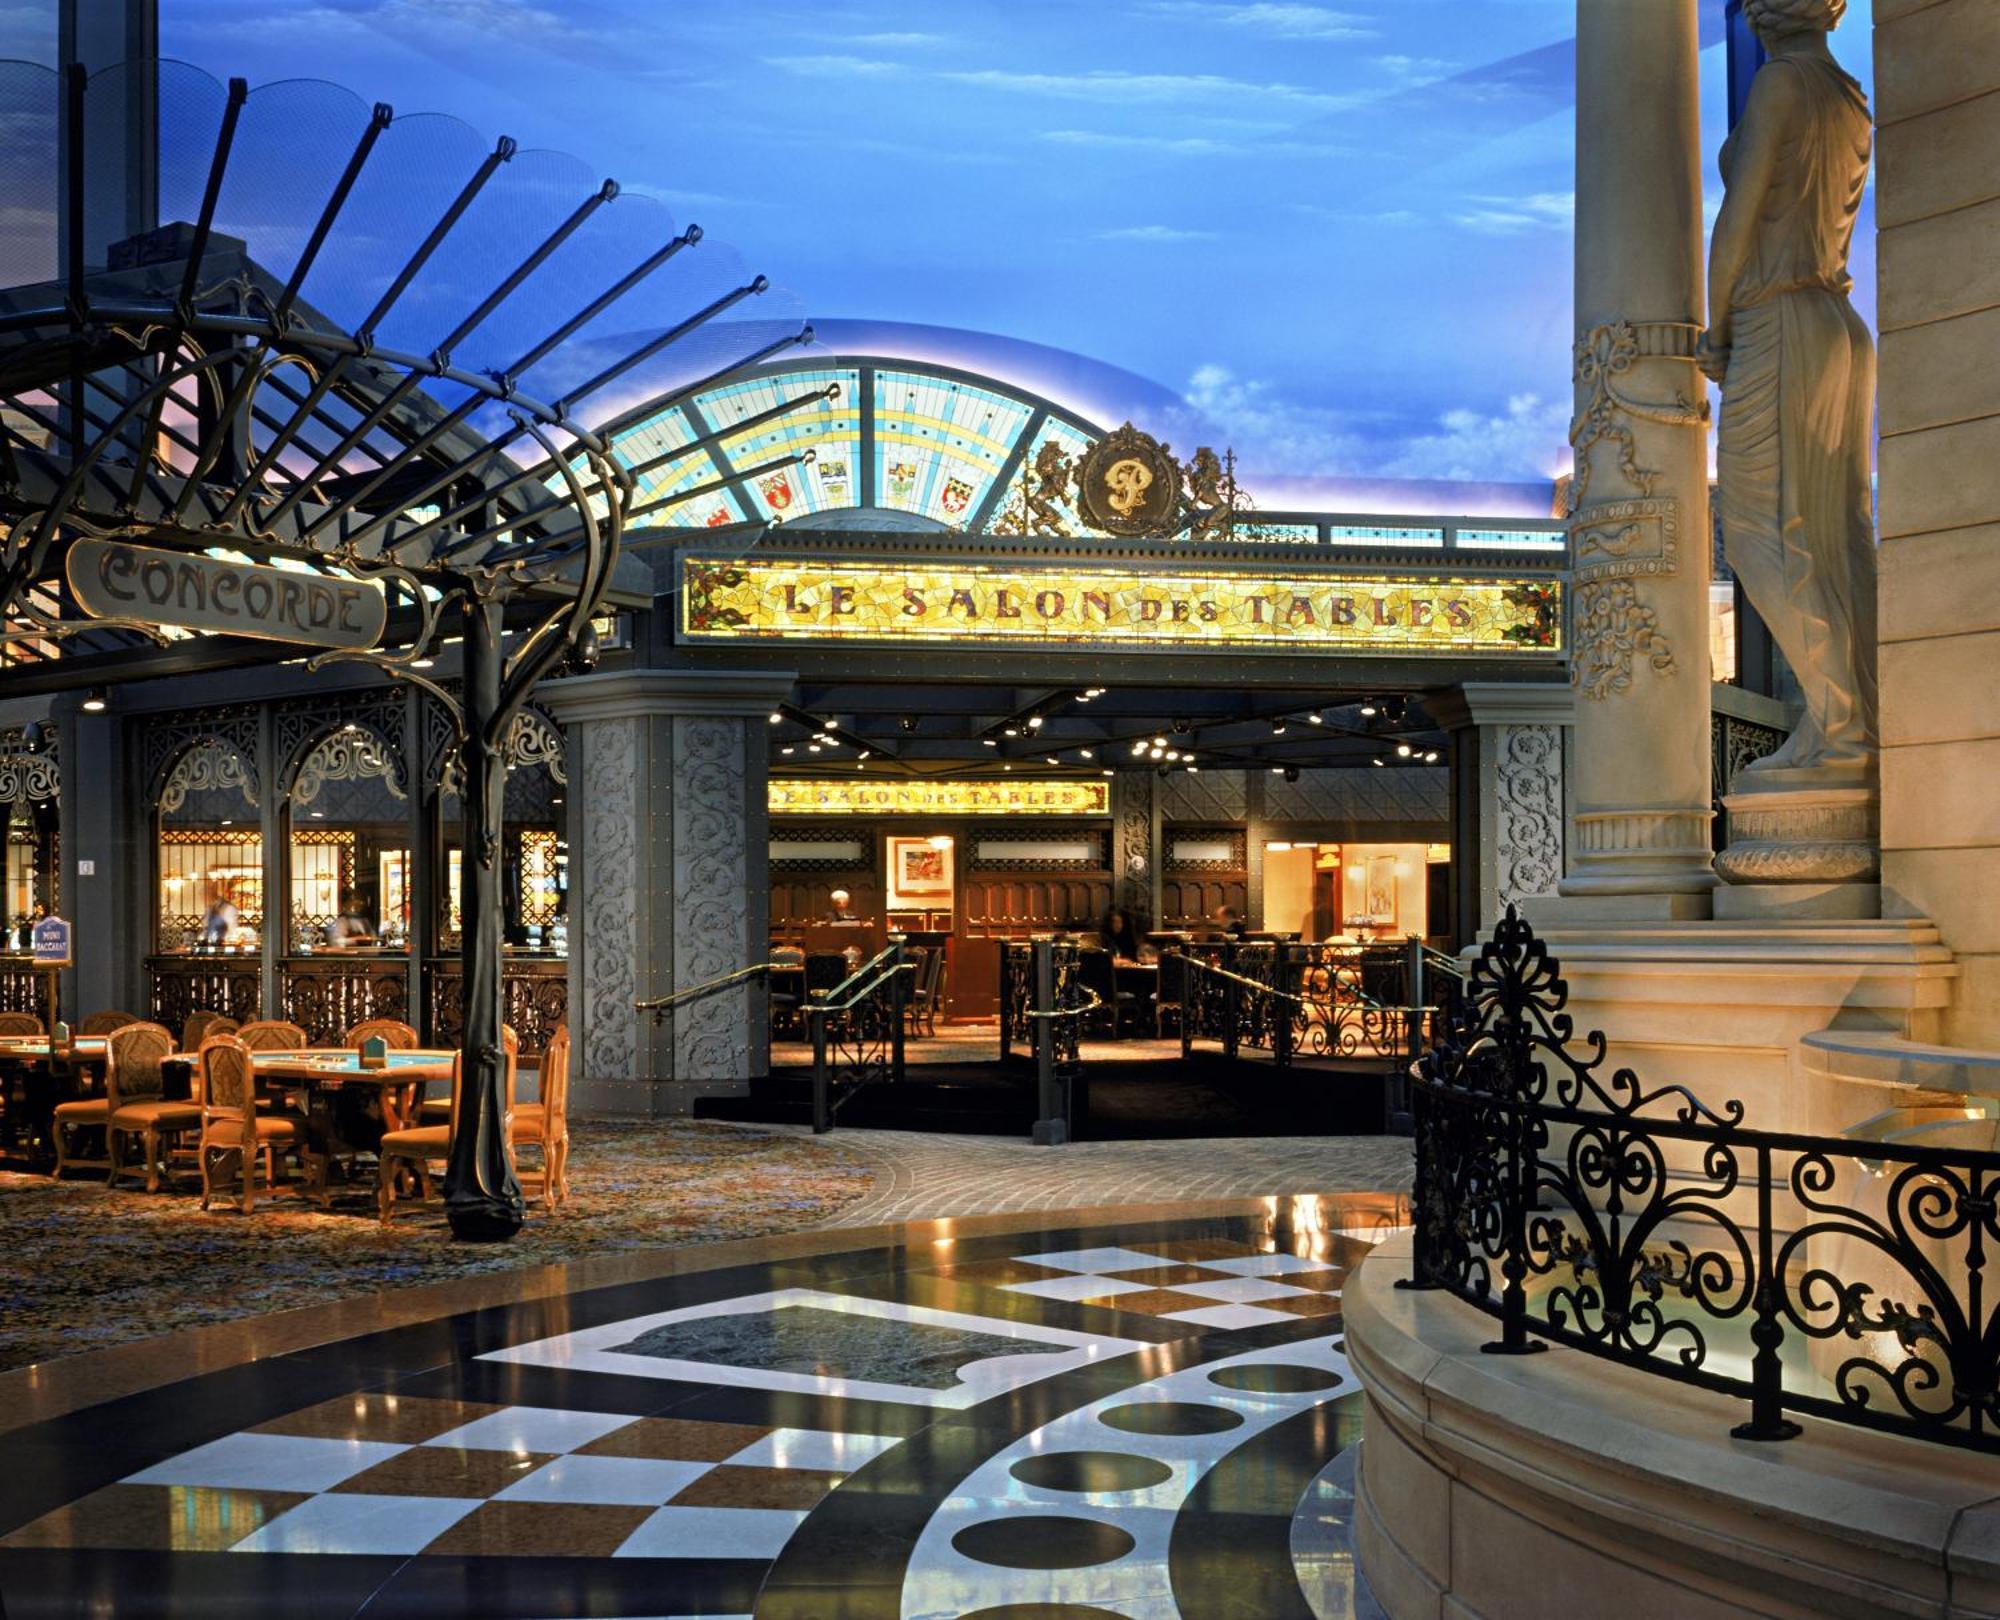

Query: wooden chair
[77,1010,142,1036]
[380,1044,517,1226]
[0,1011,43,1036]
[104,1021,196,1192]
[511,1024,570,1209]
[183,1010,238,1051]
[197,1034,304,1214]
[420,1025,517,1123]
[236,1019,308,1051]
[345,1018,420,1050]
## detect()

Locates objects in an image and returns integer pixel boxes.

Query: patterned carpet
[0,1122,873,1371]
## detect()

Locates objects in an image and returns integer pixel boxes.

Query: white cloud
[762,53,904,77]
[1183,364,1573,482]
[1373,53,1458,83]
[1044,129,1234,156]
[1451,191,1574,235]
[1096,224,1221,243]
[943,68,1357,111]
[1141,2,1379,40]
[850,31,947,48]
[1383,393,1573,482]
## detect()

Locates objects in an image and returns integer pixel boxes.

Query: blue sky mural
[1,0,1879,509]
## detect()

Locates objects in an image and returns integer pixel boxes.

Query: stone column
[541,668,792,1116]
[1432,684,1574,942]
[1557,0,1718,910]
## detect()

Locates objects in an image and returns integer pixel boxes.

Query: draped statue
[1698,0,1877,773]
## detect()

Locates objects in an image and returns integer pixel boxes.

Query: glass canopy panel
[616,405,747,532]
[698,367,863,521]
[1456,527,1566,551]
[872,370,1033,528]
[979,415,1108,539]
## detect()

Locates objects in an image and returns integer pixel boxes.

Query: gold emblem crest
[1075,423,1182,537]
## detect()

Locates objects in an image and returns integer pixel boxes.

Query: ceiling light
[1004,727,1019,737]
[1306,711,1323,724]
[1079,748,1094,760]
[1046,755,1059,765]
[1131,741,1148,756]
[81,687,108,713]
[984,738,998,747]
[1371,757,1385,767]
[1424,750,1440,763]
[1027,716,1043,729]
[1154,735,1168,747]
[858,750,871,760]
[411,657,436,671]
[1166,750,1180,762]
[808,744,821,753]
[1271,720,1288,736]
[1360,702,1378,717]
[1397,742,1413,757]
[781,746,795,756]
[768,712,782,724]
[1271,767,1285,775]
[1102,768,1115,777]
[1186,764,1199,773]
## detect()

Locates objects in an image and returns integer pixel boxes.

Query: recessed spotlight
[1306,711,1323,724]
[1004,727,1019,737]
[1026,716,1043,729]
[1360,702,1378,717]
[1424,750,1440,763]
[411,657,436,670]
[1079,748,1094,760]
[81,687,108,713]
[1271,720,1288,736]
[1046,755,1059,765]
[808,744,821,753]
[781,746,795,756]
[1371,756,1385,767]
[768,712,782,724]
[984,738,998,747]
[1166,750,1181,762]
[1397,742,1413,757]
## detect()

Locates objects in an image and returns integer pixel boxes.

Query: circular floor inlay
[1010,1450,1175,1494]
[959,1606,1137,1620]
[952,1515,1137,1570]
[1098,1400,1245,1436]
[1208,1362,1345,1394]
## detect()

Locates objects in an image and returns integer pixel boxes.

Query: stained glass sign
[684,557,1560,656]
[770,779,1110,817]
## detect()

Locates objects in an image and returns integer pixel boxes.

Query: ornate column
[1110,769,1156,924]
[1557,0,1718,911]
[542,668,792,1114]
[1433,684,1573,943]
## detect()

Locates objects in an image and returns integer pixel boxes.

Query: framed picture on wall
[1365,853,1398,928]
[887,836,956,907]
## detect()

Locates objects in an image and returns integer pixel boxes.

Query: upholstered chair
[511,1024,570,1209]
[197,1034,303,1214]
[235,1019,308,1051]
[104,1021,194,1192]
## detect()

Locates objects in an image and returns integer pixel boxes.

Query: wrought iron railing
[802,943,909,1134]
[1406,906,2000,1454]
[638,951,910,1133]
[996,940,1101,1145]
[1178,938,1456,1073]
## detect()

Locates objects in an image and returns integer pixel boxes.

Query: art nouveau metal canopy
[0,59,821,1236]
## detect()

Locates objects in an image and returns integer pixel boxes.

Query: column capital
[1429,682,1576,732]
[539,667,796,724]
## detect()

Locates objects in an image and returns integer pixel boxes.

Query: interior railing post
[1222,949,1241,1063]
[810,1008,831,1135]
[997,948,1011,1061]
[1397,1080,1441,1291]
[1482,1092,1546,1356]
[1180,954,1195,1062]
[1733,1142,1802,1440]
[1032,939,1065,1146]
[1274,945,1295,1070]
[890,940,906,1082]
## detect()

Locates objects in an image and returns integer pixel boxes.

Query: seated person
[827,888,857,924]
[325,896,376,950]
[1099,907,1145,962]
[1210,904,1249,940]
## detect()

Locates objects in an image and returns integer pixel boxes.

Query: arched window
[154,738,261,953]
[286,723,409,954]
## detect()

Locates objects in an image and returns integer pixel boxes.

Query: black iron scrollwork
[1408,904,2000,1453]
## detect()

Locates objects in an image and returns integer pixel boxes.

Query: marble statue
[1698,0,1878,772]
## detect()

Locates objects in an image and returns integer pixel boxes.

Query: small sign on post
[31,915,71,968]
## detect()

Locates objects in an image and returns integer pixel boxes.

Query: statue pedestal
[1714,764,1880,904]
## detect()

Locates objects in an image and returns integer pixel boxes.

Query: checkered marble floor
[991,1237,1354,1329]
[10,1396,896,1560]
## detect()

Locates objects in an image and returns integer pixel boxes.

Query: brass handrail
[1182,952,1428,1015]
[1024,983,1104,1019]
[636,962,774,1021]
[804,947,914,1016]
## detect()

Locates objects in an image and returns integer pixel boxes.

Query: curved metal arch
[280,716,408,803]
[151,732,261,812]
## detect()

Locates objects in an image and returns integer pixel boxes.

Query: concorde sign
[67,539,388,651]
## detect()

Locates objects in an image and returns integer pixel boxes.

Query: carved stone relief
[671,715,750,1082]
[578,717,639,1082]
[1571,578,1677,700]
[1492,725,1564,906]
